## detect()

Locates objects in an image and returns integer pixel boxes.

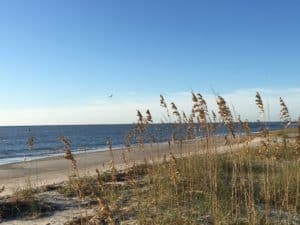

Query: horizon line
[0,120,291,127]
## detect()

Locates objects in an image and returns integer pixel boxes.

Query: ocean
[0,122,294,165]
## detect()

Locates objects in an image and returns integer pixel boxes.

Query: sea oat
[186,114,195,139]
[137,110,143,124]
[171,102,181,122]
[135,110,147,150]
[124,130,134,152]
[160,94,170,119]
[59,136,78,175]
[169,152,180,186]
[192,92,209,123]
[160,94,167,108]
[217,96,235,138]
[146,109,153,123]
[255,92,264,114]
[279,97,291,128]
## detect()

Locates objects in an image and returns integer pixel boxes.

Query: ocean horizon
[0,122,295,165]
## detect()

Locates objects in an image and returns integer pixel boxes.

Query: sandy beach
[1,133,297,225]
[0,136,266,225]
[0,137,258,197]
[0,141,185,196]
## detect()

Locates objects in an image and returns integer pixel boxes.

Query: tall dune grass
[56,91,299,225]
[1,91,299,225]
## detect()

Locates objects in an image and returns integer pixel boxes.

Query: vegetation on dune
[0,91,299,225]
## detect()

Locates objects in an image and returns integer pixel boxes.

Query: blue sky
[0,0,299,124]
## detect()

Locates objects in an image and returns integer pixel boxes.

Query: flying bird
[108,94,113,98]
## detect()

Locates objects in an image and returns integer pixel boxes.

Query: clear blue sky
[0,0,299,124]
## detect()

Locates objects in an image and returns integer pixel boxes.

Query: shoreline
[0,123,295,166]
[1,127,296,197]
[0,136,261,197]
[0,140,166,167]
[0,146,113,166]
[0,140,176,196]
[0,136,202,167]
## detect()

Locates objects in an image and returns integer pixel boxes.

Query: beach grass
[0,92,299,225]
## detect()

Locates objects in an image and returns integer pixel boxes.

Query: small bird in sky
[108,94,113,98]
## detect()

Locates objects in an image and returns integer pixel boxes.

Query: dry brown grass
[61,92,298,225]
[1,91,299,225]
